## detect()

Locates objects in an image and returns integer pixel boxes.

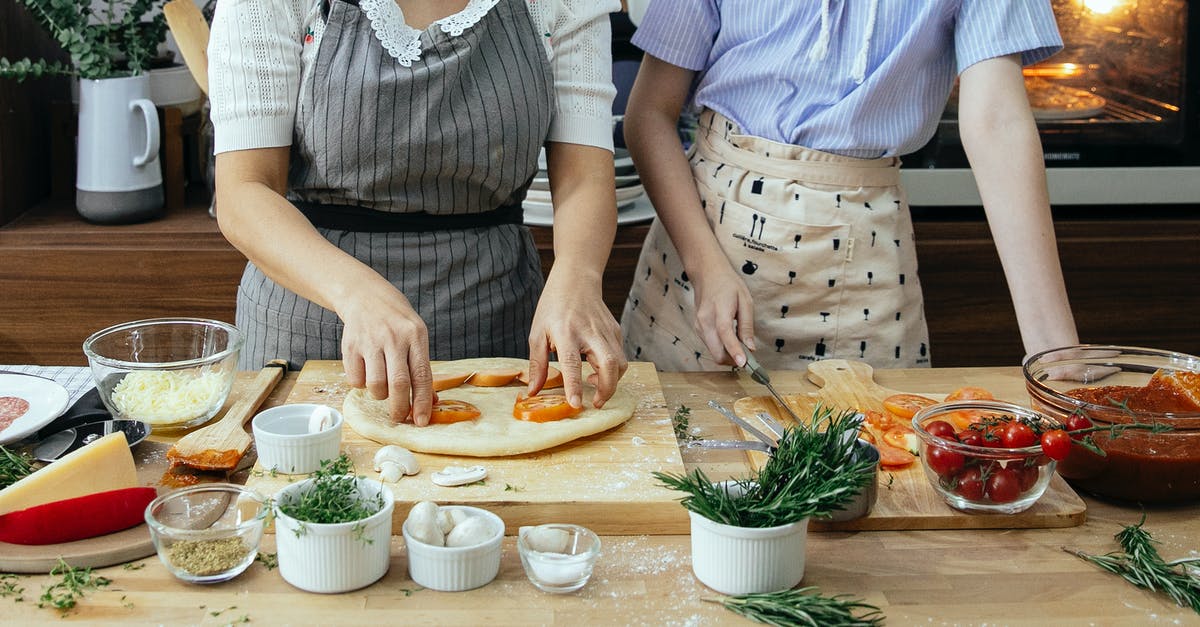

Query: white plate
[530,173,638,192]
[523,195,655,227]
[0,372,70,445]
[616,173,641,187]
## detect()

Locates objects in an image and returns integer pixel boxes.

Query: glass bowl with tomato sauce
[1023,344,1200,503]
[911,401,1063,514]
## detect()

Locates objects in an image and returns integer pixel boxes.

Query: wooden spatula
[163,0,211,95]
[166,360,288,471]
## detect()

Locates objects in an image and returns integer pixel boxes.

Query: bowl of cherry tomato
[911,400,1067,514]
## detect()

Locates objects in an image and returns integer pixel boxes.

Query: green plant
[706,587,885,627]
[277,454,385,533]
[1065,516,1200,614]
[0,0,168,82]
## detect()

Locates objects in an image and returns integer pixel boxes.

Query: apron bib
[622,110,931,371]
[236,0,553,370]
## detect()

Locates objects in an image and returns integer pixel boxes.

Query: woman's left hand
[527,271,627,409]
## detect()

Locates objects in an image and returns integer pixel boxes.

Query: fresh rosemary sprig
[706,587,885,627]
[0,445,36,489]
[37,558,111,613]
[277,454,384,528]
[1065,516,1200,614]
[655,407,873,528]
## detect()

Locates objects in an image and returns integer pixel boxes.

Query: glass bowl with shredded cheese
[83,318,243,432]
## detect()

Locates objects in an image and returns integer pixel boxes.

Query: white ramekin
[688,498,810,595]
[274,478,394,593]
[252,403,343,474]
[402,505,504,592]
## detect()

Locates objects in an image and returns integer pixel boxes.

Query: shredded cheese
[110,369,227,425]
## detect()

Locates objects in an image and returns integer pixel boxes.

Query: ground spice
[167,537,249,576]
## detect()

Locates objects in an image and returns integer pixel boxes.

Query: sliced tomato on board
[945,386,995,402]
[429,399,482,424]
[882,425,918,454]
[432,372,474,392]
[513,393,583,423]
[862,410,897,432]
[468,370,522,387]
[876,442,917,469]
[882,393,938,420]
[517,366,564,390]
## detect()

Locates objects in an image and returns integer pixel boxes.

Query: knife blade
[739,345,805,426]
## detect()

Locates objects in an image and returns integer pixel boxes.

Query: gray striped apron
[236,0,554,370]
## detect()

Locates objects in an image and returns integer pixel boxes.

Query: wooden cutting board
[244,360,690,535]
[733,359,1087,531]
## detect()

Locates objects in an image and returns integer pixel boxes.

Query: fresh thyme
[36,558,111,613]
[1065,517,1200,614]
[504,483,525,492]
[707,587,885,627]
[277,454,384,532]
[655,407,874,528]
[254,552,278,571]
[0,445,35,489]
[671,405,702,444]
[0,573,25,600]
[121,562,146,571]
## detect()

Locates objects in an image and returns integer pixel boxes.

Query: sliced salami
[0,396,31,431]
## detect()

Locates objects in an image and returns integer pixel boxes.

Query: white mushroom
[445,515,495,548]
[430,465,487,487]
[405,501,443,547]
[373,445,420,482]
[308,405,337,433]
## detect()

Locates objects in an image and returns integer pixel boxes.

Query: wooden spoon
[166,360,288,471]
[163,0,211,95]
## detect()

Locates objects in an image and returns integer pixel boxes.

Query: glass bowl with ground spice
[144,483,267,584]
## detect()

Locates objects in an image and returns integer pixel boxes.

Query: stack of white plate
[523,147,654,227]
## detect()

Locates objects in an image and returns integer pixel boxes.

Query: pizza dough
[342,357,637,457]
[1025,77,1106,120]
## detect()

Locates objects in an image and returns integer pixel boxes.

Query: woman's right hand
[338,286,435,426]
[690,254,756,367]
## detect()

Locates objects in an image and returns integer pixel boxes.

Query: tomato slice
[862,410,896,432]
[857,428,877,444]
[877,442,917,469]
[517,366,563,390]
[945,386,995,402]
[468,370,522,387]
[432,372,474,392]
[429,399,482,424]
[882,393,938,420]
[513,393,583,423]
[882,425,918,454]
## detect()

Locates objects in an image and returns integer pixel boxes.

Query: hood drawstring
[808,0,879,85]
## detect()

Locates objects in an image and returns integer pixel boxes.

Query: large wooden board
[733,360,1087,531]
[245,361,690,535]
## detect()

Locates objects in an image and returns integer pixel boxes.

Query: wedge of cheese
[0,432,138,517]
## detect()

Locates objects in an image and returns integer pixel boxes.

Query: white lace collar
[359,0,502,67]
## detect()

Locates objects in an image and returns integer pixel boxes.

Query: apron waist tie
[296,201,524,232]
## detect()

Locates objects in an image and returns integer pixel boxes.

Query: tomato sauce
[1065,384,1200,413]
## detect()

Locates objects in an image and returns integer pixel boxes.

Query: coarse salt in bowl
[83,318,242,432]
[517,524,601,593]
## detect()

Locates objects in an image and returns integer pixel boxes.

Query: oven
[903,0,1200,206]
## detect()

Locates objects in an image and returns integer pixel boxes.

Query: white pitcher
[76,74,164,223]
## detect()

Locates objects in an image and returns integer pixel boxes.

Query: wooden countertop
[4,367,1196,625]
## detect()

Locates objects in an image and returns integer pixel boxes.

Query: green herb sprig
[671,405,702,445]
[707,587,885,626]
[655,406,874,528]
[0,445,36,489]
[1065,516,1200,614]
[37,558,110,613]
[1064,406,1174,458]
[277,455,384,530]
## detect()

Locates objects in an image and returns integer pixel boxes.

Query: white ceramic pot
[252,404,343,475]
[403,505,504,592]
[274,479,394,594]
[689,511,809,595]
[75,74,163,223]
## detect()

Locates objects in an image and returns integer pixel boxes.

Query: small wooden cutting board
[732,359,1087,531]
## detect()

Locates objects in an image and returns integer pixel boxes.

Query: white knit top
[208,0,620,155]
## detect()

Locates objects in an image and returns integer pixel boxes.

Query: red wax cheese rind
[0,486,157,545]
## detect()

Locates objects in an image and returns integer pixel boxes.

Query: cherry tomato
[432,372,473,392]
[1017,463,1041,492]
[428,399,482,424]
[512,393,583,422]
[985,468,1022,503]
[945,386,995,402]
[883,393,938,420]
[1065,413,1093,439]
[924,420,958,441]
[954,466,985,500]
[1000,422,1038,449]
[469,370,522,387]
[517,366,564,390]
[926,445,965,477]
[1040,429,1072,461]
[957,429,985,447]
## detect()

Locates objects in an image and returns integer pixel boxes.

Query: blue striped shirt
[632,0,1063,158]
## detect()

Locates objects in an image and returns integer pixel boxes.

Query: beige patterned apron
[621,110,930,371]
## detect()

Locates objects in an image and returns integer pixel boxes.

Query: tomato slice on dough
[517,366,564,390]
[432,372,474,392]
[882,393,938,420]
[513,394,583,423]
[468,370,522,387]
[429,399,482,424]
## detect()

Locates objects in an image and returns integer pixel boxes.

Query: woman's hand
[689,252,755,367]
[337,282,435,426]
[528,271,627,409]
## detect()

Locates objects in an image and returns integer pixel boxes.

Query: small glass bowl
[517,524,601,593]
[83,318,243,432]
[144,483,267,584]
[911,401,1061,514]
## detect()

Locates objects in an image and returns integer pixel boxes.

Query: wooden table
[3,367,1196,625]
